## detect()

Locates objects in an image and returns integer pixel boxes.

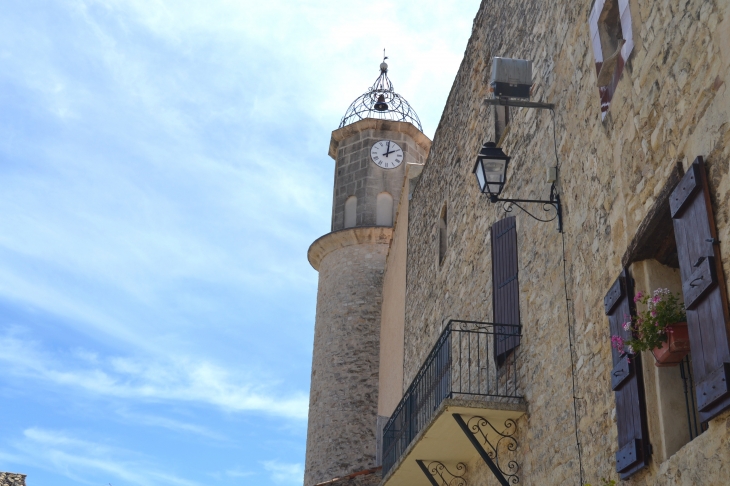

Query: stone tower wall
[304,119,430,485]
[330,122,429,231]
[304,229,391,486]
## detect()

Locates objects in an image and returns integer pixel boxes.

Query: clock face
[370,140,404,169]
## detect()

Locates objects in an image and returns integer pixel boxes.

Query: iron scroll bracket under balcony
[453,414,520,486]
[415,460,467,486]
[381,320,523,480]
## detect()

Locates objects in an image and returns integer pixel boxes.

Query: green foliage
[611,288,686,354]
[585,478,616,486]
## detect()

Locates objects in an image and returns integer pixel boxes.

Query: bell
[374,94,388,111]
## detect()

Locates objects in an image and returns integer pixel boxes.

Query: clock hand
[386,141,390,157]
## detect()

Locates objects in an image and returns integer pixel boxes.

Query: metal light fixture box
[490,57,533,99]
[473,142,510,201]
[546,166,557,183]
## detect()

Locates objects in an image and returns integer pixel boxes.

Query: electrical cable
[551,108,585,486]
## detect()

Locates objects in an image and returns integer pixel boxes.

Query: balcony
[381,320,526,486]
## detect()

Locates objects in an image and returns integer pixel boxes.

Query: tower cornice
[328,119,432,160]
[307,226,394,271]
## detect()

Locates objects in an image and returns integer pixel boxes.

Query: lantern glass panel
[475,160,486,192]
[482,159,506,195]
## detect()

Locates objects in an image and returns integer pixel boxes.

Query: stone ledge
[308,226,394,271]
[329,119,432,160]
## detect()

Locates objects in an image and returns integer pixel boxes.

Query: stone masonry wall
[403,0,730,484]
[304,239,389,486]
[0,473,26,486]
[331,126,429,231]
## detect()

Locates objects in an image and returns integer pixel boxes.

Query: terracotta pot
[651,322,690,367]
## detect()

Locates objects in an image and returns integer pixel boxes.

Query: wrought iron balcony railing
[381,320,523,476]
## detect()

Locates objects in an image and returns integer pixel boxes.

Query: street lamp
[473,142,510,202]
[473,141,563,233]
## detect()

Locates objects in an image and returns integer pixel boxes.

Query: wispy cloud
[225,469,255,478]
[1,428,199,486]
[262,460,304,485]
[0,332,309,420]
[115,410,226,441]
[0,0,479,484]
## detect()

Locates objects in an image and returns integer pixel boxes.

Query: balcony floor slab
[381,397,527,486]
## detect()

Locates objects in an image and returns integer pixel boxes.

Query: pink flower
[652,296,661,304]
[611,335,625,353]
[634,292,643,303]
[651,310,657,317]
[623,321,631,331]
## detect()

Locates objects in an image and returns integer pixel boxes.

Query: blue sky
[0,1,480,484]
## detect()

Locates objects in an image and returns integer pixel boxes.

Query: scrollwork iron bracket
[489,183,563,233]
[416,460,467,486]
[452,413,520,486]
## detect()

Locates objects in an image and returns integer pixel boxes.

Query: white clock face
[370,140,404,169]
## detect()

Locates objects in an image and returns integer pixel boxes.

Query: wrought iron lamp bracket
[489,183,563,233]
[453,413,520,486]
[416,460,467,486]
[480,95,563,233]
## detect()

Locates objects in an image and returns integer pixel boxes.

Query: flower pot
[651,322,690,367]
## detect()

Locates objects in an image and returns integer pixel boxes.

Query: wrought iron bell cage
[339,62,423,131]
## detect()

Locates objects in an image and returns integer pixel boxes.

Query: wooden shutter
[604,269,651,478]
[670,157,730,422]
[491,216,520,365]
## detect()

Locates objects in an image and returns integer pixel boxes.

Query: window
[606,158,728,476]
[376,192,393,226]
[438,205,447,264]
[344,196,357,228]
[630,259,702,461]
[589,0,634,118]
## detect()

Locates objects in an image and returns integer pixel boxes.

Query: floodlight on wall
[491,57,533,99]
[473,141,563,233]
[485,57,555,111]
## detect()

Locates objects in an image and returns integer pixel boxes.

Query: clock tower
[303,61,431,486]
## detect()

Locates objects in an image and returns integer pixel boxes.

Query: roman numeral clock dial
[370,140,404,169]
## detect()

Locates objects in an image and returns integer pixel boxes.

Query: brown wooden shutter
[491,216,520,365]
[604,269,651,478]
[670,157,730,422]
